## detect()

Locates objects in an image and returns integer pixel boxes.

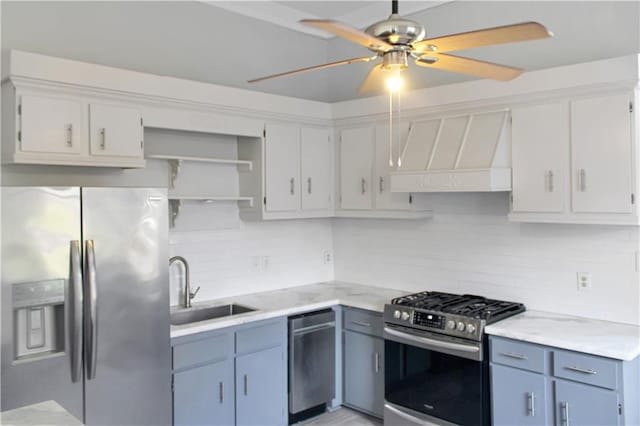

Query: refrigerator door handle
[84,239,98,380]
[69,240,83,383]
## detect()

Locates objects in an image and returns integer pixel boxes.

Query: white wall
[333,193,640,325]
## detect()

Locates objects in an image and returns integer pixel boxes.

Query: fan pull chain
[389,91,394,167]
[397,91,402,167]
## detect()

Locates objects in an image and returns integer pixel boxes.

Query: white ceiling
[209,1,448,38]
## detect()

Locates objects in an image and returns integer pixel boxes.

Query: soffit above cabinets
[391,110,512,192]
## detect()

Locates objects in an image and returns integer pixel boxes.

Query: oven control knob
[401,312,411,321]
[456,321,465,331]
[446,320,456,330]
[466,324,476,334]
[393,310,401,319]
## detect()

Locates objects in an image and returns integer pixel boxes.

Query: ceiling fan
[248,0,553,93]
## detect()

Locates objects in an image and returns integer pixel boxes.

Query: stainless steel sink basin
[171,304,256,326]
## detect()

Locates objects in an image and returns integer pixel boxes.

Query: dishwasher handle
[292,322,335,336]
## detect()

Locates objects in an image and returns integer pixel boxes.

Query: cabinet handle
[361,178,366,195]
[379,177,384,193]
[527,392,535,417]
[547,171,554,192]
[501,352,528,360]
[290,178,295,195]
[374,352,380,373]
[100,128,106,150]
[351,320,371,328]
[578,169,586,192]
[219,381,224,403]
[565,365,597,375]
[66,124,73,147]
[561,401,570,426]
[243,374,248,396]
[307,177,312,194]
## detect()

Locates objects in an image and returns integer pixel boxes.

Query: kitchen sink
[170,304,256,326]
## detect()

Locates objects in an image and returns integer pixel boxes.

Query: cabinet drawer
[173,332,232,370]
[236,320,285,355]
[490,337,546,374]
[553,350,619,390]
[344,308,383,337]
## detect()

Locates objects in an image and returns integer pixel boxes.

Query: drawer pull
[352,320,371,328]
[527,392,535,417]
[501,352,528,360]
[565,365,597,375]
[374,352,380,373]
[219,381,224,403]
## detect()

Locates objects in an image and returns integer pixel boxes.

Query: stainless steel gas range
[383,291,525,426]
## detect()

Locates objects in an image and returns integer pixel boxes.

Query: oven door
[384,325,489,426]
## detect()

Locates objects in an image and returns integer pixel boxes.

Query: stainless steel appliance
[1,187,171,425]
[383,291,525,426]
[288,309,336,421]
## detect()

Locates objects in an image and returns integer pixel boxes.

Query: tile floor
[300,408,382,426]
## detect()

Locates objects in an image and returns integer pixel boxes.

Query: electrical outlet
[577,272,592,291]
[261,256,270,272]
[323,250,333,264]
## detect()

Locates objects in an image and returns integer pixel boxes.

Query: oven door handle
[384,326,482,361]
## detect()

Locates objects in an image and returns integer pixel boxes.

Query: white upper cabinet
[509,92,637,225]
[339,126,374,211]
[89,103,143,159]
[300,127,332,211]
[264,123,301,212]
[375,122,411,210]
[570,94,633,214]
[5,89,145,168]
[511,102,568,213]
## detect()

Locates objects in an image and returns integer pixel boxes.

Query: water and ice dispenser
[12,279,65,360]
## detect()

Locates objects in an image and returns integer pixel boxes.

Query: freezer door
[81,188,171,426]
[1,187,84,421]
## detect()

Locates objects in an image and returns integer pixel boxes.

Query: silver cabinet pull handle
[307,177,312,194]
[565,365,597,375]
[379,177,384,193]
[219,381,224,403]
[501,352,528,360]
[351,320,371,328]
[69,240,83,383]
[561,402,570,426]
[66,124,73,147]
[579,169,586,192]
[361,178,366,195]
[244,374,248,396]
[527,392,535,417]
[100,128,106,150]
[374,352,380,373]
[290,178,295,195]
[547,171,554,192]
[84,239,98,380]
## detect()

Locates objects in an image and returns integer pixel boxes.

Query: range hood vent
[391,110,511,192]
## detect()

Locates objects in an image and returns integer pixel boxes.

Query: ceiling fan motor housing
[365,14,426,47]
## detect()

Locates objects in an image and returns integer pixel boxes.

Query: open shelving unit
[146,154,253,189]
[168,196,254,227]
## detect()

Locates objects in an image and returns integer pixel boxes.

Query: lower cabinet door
[555,380,620,426]
[173,359,234,426]
[343,331,384,418]
[236,346,286,426]
[491,364,547,426]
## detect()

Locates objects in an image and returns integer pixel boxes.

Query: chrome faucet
[169,256,200,308]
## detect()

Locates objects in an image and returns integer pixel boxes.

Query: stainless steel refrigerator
[1,187,171,425]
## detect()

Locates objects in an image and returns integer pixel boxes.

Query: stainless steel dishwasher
[288,309,336,422]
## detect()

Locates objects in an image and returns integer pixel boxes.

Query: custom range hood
[391,109,511,192]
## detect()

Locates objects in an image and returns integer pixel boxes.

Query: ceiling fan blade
[301,19,393,52]
[358,64,387,94]
[416,53,523,81]
[248,56,377,84]
[414,22,552,53]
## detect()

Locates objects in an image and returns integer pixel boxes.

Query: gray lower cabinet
[236,346,286,426]
[555,380,620,426]
[342,308,384,418]
[173,359,234,426]
[491,364,547,426]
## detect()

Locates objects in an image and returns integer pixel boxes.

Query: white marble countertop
[1,401,83,426]
[485,310,640,361]
[171,281,406,338]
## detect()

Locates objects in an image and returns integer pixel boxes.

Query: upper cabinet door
[511,102,568,213]
[571,94,633,214]
[20,94,83,155]
[265,124,301,212]
[375,122,411,210]
[340,126,374,210]
[300,127,332,211]
[89,103,143,158]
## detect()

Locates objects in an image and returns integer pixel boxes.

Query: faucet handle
[190,286,200,300]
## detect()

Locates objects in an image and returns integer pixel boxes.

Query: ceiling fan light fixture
[386,72,404,92]
[382,50,409,71]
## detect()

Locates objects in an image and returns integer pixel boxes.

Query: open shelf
[168,196,254,227]
[147,154,253,188]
